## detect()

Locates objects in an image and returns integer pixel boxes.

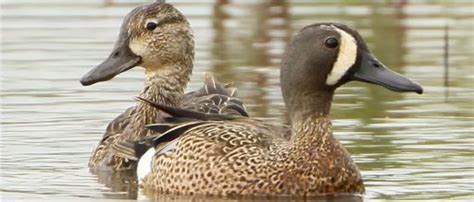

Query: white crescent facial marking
[325,27,358,85]
[137,147,155,181]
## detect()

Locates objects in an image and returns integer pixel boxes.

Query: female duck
[80,1,246,171]
[115,23,423,196]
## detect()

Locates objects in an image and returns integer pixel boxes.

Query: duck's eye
[325,37,339,49]
[146,22,158,31]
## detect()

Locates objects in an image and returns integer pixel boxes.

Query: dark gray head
[80,1,193,86]
[281,23,423,119]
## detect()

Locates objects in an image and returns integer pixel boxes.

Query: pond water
[2,0,473,201]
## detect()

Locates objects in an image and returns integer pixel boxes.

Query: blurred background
[2,0,473,200]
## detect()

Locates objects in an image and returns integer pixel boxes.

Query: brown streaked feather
[139,116,364,196]
[145,121,206,145]
[102,107,136,142]
[137,96,242,121]
[90,73,248,171]
[155,139,179,156]
[88,106,135,168]
[144,123,174,132]
[180,74,248,117]
[87,0,249,179]
[111,140,140,161]
[111,121,206,161]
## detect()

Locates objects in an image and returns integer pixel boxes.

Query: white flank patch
[137,147,155,181]
[325,27,358,85]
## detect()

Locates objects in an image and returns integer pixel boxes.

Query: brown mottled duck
[80,1,247,172]
[113,23,423,197]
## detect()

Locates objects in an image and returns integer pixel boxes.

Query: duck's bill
[80,43,141,86]
[351,51,423,94]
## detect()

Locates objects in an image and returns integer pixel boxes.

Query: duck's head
[281,23,423,117]
[80,1,193,86]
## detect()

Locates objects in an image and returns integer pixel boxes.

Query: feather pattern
[90,73,248,171]
[180,74,248,117]
[124,103,364,197]
[85,1,249,172]
[104,23,393,197]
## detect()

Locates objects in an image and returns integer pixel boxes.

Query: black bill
[80,40,141,86]
[351,50,423,94]
[80,10,141,87]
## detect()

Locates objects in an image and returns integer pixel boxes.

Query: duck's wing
[89,106,136,167]
[111,101,291,190]
[136,96,239,121]
[104,106,136,139]
[180,73,249,117]
[111,97,245,161]
[111,121,207,161]
[111,119,287,164]
[111,98,289,162]
[93,74,248,170]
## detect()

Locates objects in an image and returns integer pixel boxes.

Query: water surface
[2,0,473,200]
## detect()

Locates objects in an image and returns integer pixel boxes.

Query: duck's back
[139,118,363,196]
[141,119,291,195]
[88,74,249,171]
[179,74,248,117]
[88,106,136,170]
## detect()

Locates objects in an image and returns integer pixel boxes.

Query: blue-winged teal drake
[80,1,247,172]
[113,23,423,196]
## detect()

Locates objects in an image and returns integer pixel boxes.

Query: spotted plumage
[123,103,362,196]
[112,23,422,196]
[80,1,248,172]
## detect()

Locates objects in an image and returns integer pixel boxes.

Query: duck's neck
[287,90,338,158]
[126,64,192,139]
[286,90,334,122]
[290,115,335,152]
[140,66,191,106]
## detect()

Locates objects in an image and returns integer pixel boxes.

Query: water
[2,0,473,200]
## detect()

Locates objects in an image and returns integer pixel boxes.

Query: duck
[112,23,423,197]
[80,1,247,172]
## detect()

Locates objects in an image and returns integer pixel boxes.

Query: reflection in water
[94,169,138,199]
[2,0,473,201]
[443,24,449,98]
[344,1,408,170]
[211,0,291,118]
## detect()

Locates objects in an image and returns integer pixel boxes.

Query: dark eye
[325,37,339,49]
[146,22,158,31]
